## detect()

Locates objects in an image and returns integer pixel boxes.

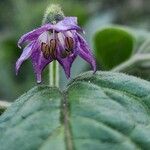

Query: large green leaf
[0,71,150,150]
[94,27,135,69]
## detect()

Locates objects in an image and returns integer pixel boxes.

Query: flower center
[41,39,57,59]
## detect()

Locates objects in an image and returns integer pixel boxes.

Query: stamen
[60,37,74,58]
[49,39,57,59]
[41,42,50,59]
[65,37,74,52]
[61,49,73,58]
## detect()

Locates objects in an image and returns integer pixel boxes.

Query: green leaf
[94,27,135,69]
[0,86,65,150]
[0,71,150,150]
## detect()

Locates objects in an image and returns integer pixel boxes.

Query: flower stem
[49,60,59,87]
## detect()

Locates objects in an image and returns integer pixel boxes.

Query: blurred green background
[0,0,150,101]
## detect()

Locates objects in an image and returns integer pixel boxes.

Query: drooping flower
[16,7,96,83]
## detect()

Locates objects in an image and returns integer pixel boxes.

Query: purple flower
[16,17,96,83]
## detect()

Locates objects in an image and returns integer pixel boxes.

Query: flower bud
[42,4,64,24]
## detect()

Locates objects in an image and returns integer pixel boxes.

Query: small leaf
[0,72,150,150]
[94,27,135,69]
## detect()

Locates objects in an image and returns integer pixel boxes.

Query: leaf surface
[0,72,150,150]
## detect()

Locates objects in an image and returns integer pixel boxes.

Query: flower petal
[31,42,53,83]
[18,17,82,48]
[16,42,34,75]
[18,24,52,48]
[38,31,50,43]
[56,43,77,78]
[52,17,83,32]
[77,33,96,72]
[57,55,77,78]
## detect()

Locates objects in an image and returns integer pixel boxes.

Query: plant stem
[49,60,59,87]
[112,54,150,72]
[111,56,137,72]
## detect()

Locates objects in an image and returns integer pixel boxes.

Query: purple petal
[52,17,83,32]
[56,43,77,78]
[18,24,52,48]
[77,33,96,72]
[18,17,82,48]
[57,55,77,78]
[31,42,53,83]
[16,42,34,75]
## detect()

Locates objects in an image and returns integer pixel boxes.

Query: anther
[49,39,57,59]
[41,42,50,59]
[61,37,74,58]
[65,37,74,52]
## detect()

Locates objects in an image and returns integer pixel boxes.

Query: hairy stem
[49,61,59,87]
[112,54,150,72]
